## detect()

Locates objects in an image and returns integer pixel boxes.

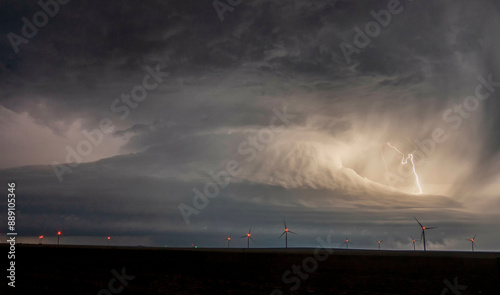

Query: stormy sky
[1,0,500,250]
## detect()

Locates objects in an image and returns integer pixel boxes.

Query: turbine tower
[466,235,477,252]
[344,237,350,249]
[241,227,254,248]
[414,217,437,251]
[377,240,383,250]
[410,236,417,251]
[279,220,296,248]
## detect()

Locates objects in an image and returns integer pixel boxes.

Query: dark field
[3,244,500,294]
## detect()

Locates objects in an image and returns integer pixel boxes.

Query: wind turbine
[414,217,437,251]
[344,237,350,249]
[279,220,296,248]
[225,234,231,248]
[377,240,383,250]
[410,236,417,251]
[241,227,254,248]
[466,235,477,252]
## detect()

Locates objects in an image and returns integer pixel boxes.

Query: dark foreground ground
[2,244,500,294]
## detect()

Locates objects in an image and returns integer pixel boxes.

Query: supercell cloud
[0,0,499,250]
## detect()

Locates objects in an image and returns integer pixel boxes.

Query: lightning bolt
[386,142,423,194]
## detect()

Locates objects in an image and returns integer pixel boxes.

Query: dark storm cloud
[1,0,492,129]
[1,159,498,249]
[1,0,500,249]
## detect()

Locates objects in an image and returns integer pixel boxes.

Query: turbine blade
[249,227,252,234]
[279,231,286,238]
[283,219,287,229]
[289,231,297,234]
[250,237,255,243]
[414,217,423,228]
[473,234,477,239]
[426,227,438,230]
